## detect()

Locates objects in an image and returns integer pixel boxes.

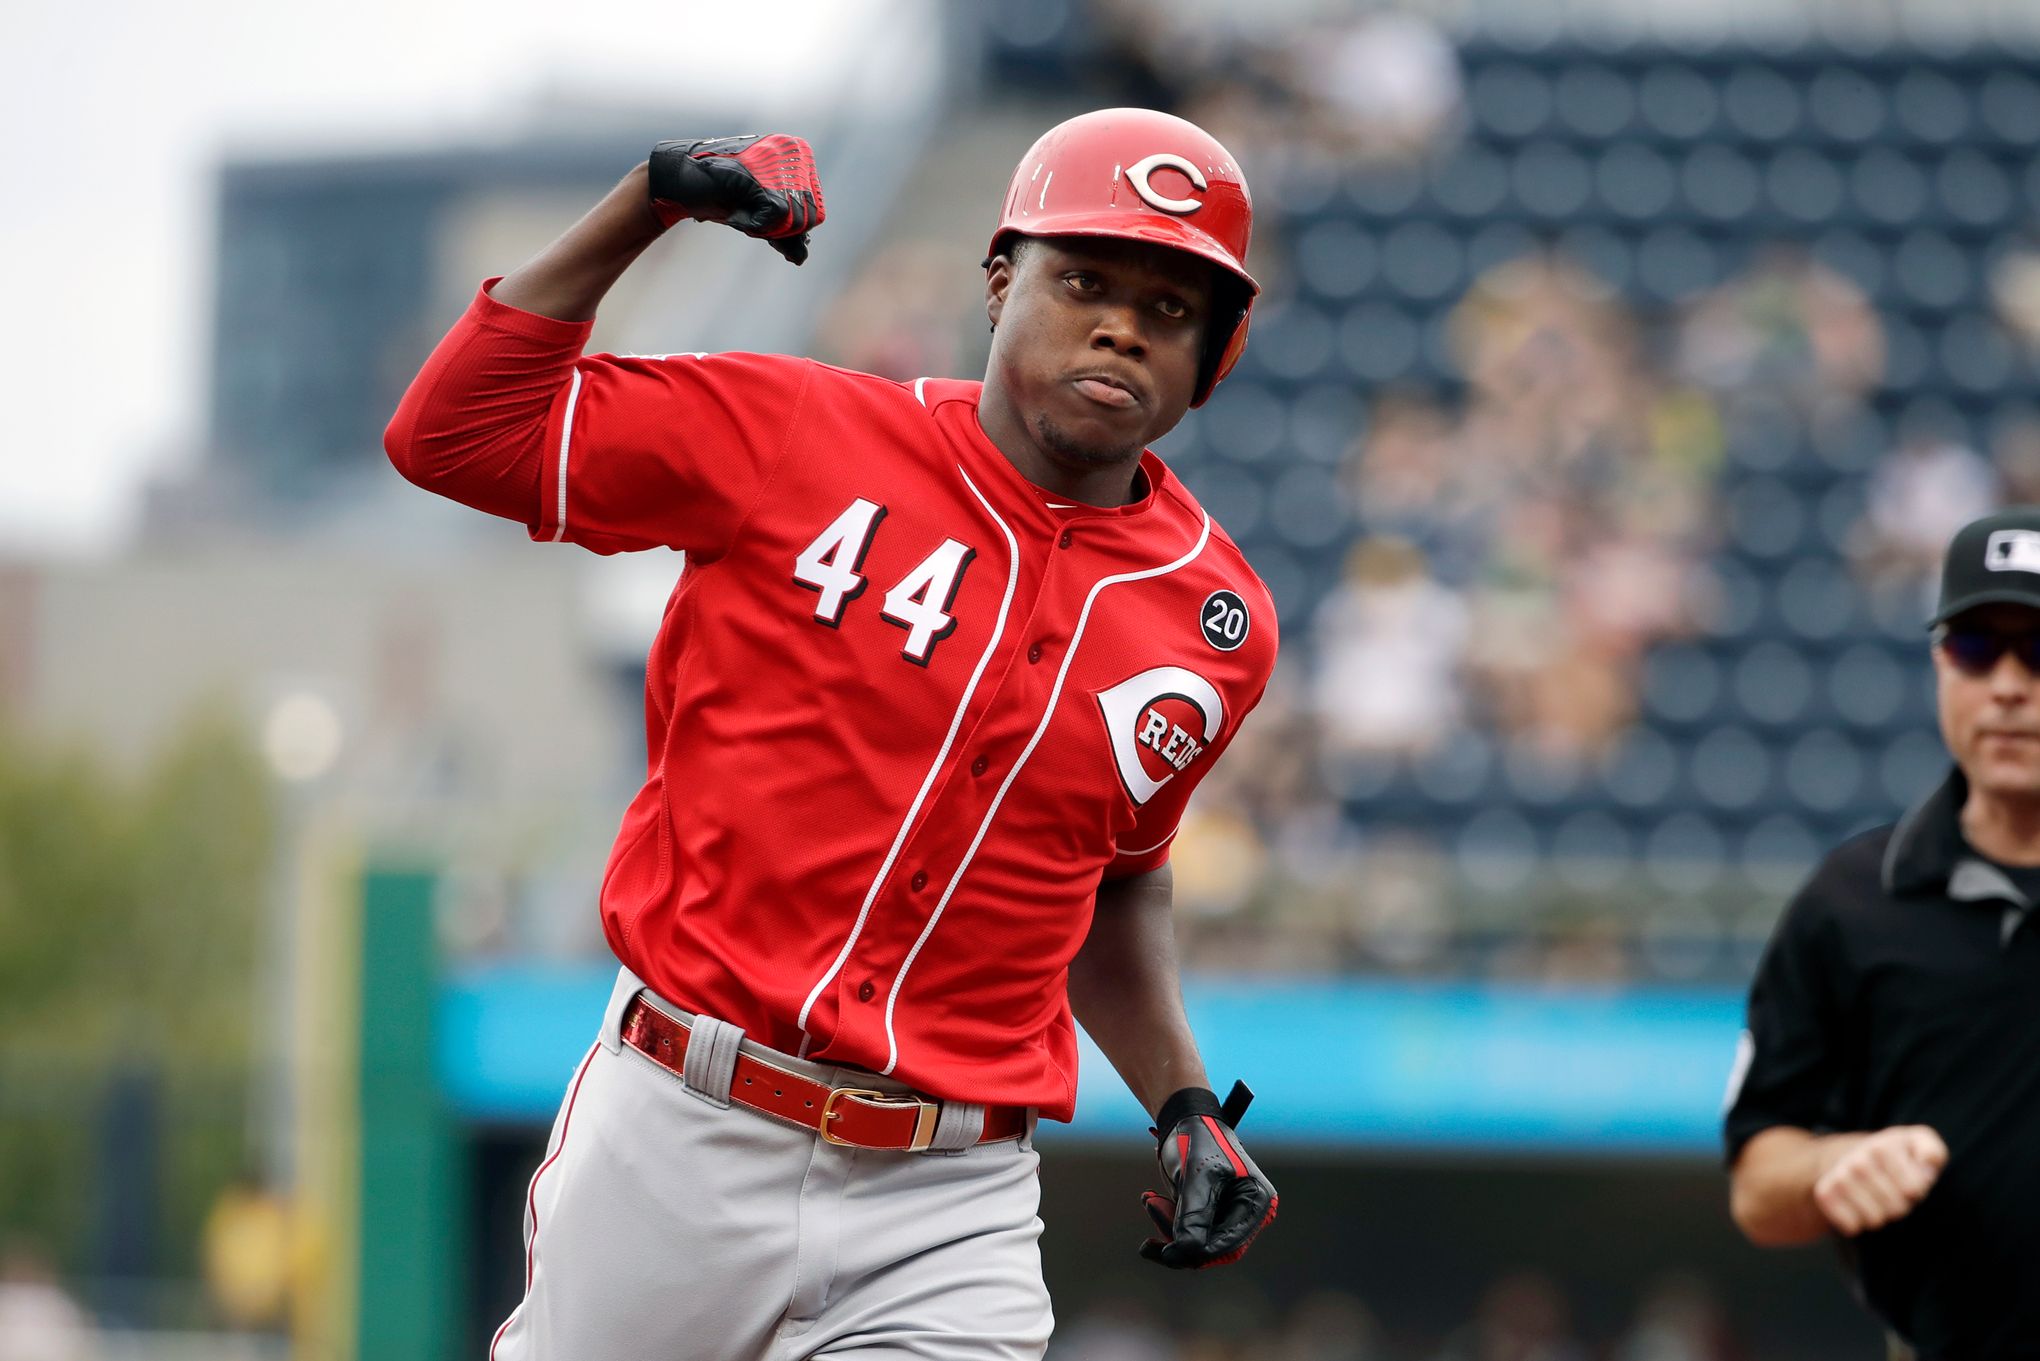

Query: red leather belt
[619,995,1028,1152]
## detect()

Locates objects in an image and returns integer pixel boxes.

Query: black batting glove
[1139,1084,1277,1270]
[647,134,824,264]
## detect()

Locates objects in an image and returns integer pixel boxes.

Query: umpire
[1726,507,2040,1357]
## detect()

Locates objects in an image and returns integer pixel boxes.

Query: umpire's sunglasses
[1933,624,2040,677]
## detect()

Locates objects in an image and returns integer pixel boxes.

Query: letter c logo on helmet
[1126,153,1208,215]
[987,107,1258,408]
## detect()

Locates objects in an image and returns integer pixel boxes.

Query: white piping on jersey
[1117,827,1180,859]
[556,356,709,541]
[913,376,930,407]
[794,461,1022,1046]
[550,369,584,542]
[880,511,1214,1075]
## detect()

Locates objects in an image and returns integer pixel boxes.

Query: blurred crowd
[0,1247,1744,1361]
[1320,244,1727,764]
[1055,1271,1744,1361]
[1303,240,1904,769]
[1159,240,1945,980]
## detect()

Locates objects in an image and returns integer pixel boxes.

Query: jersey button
[1028,643,1043,664]
[857,980,875,1002]
[910,870,929,891]
[1057,529,1073,549]
[971,755,989,776]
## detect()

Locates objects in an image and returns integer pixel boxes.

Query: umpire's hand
[1139,1087,1277,1269]
[647,135,824,264]
[1813,1125,1948,1236]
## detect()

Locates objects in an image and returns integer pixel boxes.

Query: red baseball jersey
[391,284,1278,1120]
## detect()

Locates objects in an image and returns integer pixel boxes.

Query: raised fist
[648,135,824,265]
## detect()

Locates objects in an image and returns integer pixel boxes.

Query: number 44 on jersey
[793,499,977,667]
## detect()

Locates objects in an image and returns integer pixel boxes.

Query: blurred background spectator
[0,1239,97,1361]
[1609,1274,1743,1361]
[1854,417,2000,606]
[1289,11,1466,164]
[1312,538,1470,759]
[1429,1271,1588,1361]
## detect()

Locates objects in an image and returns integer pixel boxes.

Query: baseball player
[385,108,1278,1360]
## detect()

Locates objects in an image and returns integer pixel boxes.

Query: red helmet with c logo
[988,107,1258,408]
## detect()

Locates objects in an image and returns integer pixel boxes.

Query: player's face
[985,236,1213,470]
[1935,603,2040,799]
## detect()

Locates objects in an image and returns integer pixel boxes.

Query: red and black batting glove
[647,134,824,265]
[1139,1082,1276,1270]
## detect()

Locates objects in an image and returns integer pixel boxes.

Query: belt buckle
[820,1087,940,1151]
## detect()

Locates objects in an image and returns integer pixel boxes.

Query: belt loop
[681,1015,744,1108]
[600,966,646,1054]
[928,1099,986,1152]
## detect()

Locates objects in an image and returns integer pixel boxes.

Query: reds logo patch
[1096,666,1226,806]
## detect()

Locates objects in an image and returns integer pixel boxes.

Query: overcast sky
[0,0,904,555]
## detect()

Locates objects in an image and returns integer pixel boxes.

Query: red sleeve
[529,343,813,560]
[386,279,812,558]
[384,278,591,526]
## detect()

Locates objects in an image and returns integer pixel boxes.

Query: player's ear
[985,254,1014,329]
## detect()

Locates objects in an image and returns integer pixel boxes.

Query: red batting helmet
[987,107,1258,408]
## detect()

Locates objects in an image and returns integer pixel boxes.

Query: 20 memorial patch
[1201,590,1250,651]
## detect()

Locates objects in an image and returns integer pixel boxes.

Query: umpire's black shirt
[1725,767,2040,1358]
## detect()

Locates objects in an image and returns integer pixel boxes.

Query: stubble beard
[1032,411,1144,472]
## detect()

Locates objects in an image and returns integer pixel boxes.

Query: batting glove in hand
[648,134,824,264]
[1140,1083,1276,1270]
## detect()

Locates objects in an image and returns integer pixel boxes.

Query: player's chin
[1034,409,1146,468]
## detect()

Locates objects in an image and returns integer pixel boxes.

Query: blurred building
[7,546,622,808]
[205,139,636,517]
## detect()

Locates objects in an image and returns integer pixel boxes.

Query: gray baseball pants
[488,968,1054,1361]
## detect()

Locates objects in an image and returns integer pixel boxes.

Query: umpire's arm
[1725,876,1851,1245]
[1724,871,1951,1244]
[1068,865,1209,1114]
[1733,1125,1948,1245]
